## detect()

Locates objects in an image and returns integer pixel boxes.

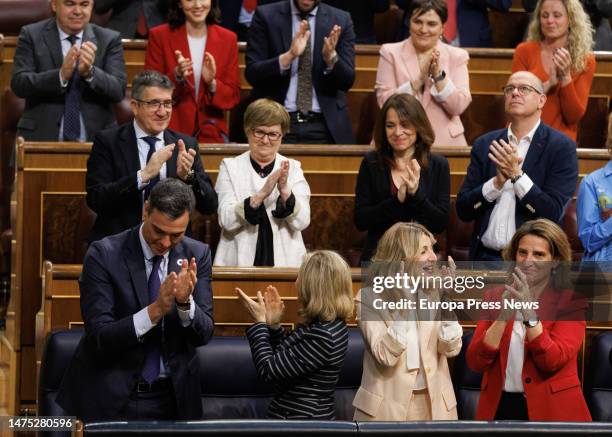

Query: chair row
[39,328,612,423]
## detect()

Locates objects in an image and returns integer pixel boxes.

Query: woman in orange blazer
[145,0,240,144]
[375,0,471,147]
[353,222,462,421]
[512,0,595,142]
[467,219,592,421]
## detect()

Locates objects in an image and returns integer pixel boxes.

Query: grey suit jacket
[94,0,166,39]
[11,18,127,141]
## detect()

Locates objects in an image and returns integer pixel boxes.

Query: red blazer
[466,286,592,421]
[145,23,240,144]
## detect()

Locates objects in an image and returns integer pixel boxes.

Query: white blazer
[213,151,311,267]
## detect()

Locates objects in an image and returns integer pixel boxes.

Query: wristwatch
[523,317,539,328]
[510,172,524,184]
[430,70,446,84]
[184,169,195,185]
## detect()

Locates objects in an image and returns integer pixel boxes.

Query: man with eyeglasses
[11,0,127,142]
[456,71,578,261]
[86,70,218,242]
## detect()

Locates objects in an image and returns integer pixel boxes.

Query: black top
[354,150,450,262]
[246,319,349,420]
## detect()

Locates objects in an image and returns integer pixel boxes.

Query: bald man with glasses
[86,70,218,242]
[456,71,578,261]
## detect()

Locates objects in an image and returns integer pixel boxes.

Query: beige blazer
[353,290,461,421]
[375,38,471,147]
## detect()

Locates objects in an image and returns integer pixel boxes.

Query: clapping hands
[236,285,285,327]
[396,159,421,203]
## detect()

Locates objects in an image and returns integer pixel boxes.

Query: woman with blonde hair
[512,0,596,141]
[236,250,354,419]
[353,222,462,421]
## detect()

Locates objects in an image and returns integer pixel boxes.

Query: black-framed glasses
[135,99,174,110]
[502,85,543,96]
[251,128,282,142]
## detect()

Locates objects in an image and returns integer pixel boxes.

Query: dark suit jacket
[94,0,166,38]
[396,0,511,47]
[56,226,214,421]
[11,18,127,141]
[323,0,389,44]
[86,123,218,242]
[245,1,356,144]
[354,150,450,262]
[456,123,578,259]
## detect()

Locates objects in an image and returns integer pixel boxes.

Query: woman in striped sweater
[236,250,355,419]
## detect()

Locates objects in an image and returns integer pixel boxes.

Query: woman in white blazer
[353,222,462,420]
[214,99,311,267]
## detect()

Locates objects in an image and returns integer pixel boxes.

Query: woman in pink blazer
[375,0,471,147]
[145,0,240,144]
[353,222,462,421]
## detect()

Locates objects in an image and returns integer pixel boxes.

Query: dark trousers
[118,379,178,420]
[283,113,334,144]
[494,391,529,420]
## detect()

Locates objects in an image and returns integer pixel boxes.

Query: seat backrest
[0,0,52,35]
[453,330,482,420]
[446,199,474,262]
[40,329,365,421]
[38,329,83,417]
[586,331,612,421]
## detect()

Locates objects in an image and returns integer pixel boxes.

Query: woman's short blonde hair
[243,98,291,136]
[297,250,354,323]
[526,0,593,72]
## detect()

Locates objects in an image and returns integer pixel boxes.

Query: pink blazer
[375,39,471,147]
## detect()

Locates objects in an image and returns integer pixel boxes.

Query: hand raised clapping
[396,159,421,203]
[236,285,285,326]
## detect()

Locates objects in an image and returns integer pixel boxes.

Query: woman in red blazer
[467,219,591,421]
[145,0,240,144]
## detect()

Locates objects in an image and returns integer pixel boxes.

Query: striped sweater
[245,319,349,419]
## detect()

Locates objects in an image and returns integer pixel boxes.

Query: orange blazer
[145,23,240,144]
[466,286,592,421]
[512,41,595,142]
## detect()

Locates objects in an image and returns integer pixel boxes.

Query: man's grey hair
[147,178,195,219]
[132,70,174,100]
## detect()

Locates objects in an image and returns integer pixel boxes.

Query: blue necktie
[63,34,81,141]
[141,255,163,383]
[142,136,160,201]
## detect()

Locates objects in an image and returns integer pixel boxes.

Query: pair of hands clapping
[394,159,421,203]
[141,138,196,183]
[545,47,572,91]
[488,139,523,190]
[174,49,217,86]
[61,41,97,81]
[236,285,285,328]
[250,160,291,208]
[282,20,341,69]
[148,257,198,323]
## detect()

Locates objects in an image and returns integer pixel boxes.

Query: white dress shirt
[481,121,539,251]
[504,320,526,392]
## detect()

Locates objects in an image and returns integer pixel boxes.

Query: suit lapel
[280,2,293,53]
[120,124,142,176]
[313,6,330,75]
[168,242,186,277]
[401,39,422,88]
[124,227,149,309]
[164,130,178,178]
[82,24,98,49]
[521,123,547,178]
[43,19,64,68]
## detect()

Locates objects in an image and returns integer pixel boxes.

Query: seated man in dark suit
[245,0,356,144]
[11,0,127,142]
[86,70,218,242]
[57,178,215,421]
[456,71,578,261]
[94,0,166,39]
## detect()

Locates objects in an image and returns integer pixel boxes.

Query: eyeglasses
[502,85,543,96]
[135,99,174,110]
[251,128,282,142]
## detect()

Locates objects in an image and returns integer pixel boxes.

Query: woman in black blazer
[354,93,450,262]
